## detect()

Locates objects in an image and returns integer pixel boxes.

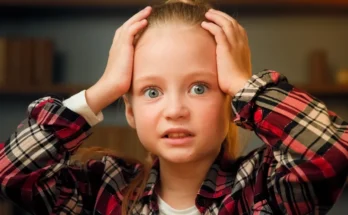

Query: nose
[164,96,189,121]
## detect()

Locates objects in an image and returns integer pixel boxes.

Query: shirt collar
[140,145,237,202]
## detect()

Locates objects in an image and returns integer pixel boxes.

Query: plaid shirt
[0,70,347,215]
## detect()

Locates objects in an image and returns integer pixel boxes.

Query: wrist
[86,84,122,114]
[228,76,249,97]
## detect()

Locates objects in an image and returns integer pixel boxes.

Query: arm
[232,70,348,214]
[0,92,105,214]
[0,7,153,214]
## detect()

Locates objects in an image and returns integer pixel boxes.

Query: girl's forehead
[134,25,216,71]
[136,24,214,52]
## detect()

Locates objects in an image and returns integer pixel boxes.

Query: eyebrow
[134,70,217,83]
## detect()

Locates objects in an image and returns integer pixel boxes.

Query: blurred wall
[0,8,347,215]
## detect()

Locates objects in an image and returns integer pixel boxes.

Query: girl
[0,0,347,214]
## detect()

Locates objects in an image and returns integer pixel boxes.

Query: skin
[127,24,231,208]
[86,6,251,210]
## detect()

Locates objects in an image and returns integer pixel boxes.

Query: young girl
[0,0,347,214]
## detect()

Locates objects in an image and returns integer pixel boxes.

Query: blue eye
[144,88,161,98]
[190,84,207,95]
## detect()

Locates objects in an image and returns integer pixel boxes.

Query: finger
[123,6,151,27]
[201,21,230,50]
[209,9,237,25]
[205,11,238,44]
[239,25,249,43]
[208,9,249,46]
[124,19,148,44]
[113,27,122,43]
[208,9,245,40]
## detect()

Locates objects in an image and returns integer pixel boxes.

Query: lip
[161,128,194,138]
[161,128,195,145]
[162,136,194,145]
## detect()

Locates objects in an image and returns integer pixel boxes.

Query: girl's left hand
[201,8,252,97]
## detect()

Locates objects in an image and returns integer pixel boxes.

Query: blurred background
[0,0,347,214]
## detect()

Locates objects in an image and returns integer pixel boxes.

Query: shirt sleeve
[63,90,104,126]
[232,69,348,215]
[0,96,135,214]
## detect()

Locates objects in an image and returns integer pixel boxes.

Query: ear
[123,95,136,129]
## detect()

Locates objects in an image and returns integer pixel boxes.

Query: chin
[158,148,198,164]
[158,147,218,164]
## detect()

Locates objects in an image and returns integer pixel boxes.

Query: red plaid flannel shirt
[0,70,347,214]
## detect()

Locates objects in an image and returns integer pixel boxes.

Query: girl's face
[126,23,230,164]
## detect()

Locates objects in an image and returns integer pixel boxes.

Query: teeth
[167,133,190,138]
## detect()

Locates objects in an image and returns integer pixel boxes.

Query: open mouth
[163,133,193,138]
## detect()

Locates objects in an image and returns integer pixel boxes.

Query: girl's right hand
[86,6,152,114]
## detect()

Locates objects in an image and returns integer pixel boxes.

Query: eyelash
[193,81,209,90]
[142,82,209,95]
[142,85,158,94]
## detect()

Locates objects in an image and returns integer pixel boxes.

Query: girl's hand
[86,6,152,114]
[201,8,252,97]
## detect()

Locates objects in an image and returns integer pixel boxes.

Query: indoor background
[0,0,347,214]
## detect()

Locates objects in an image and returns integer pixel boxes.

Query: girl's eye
[190,84,207,95]
[144,88,161,98]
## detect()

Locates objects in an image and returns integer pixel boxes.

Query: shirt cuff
[63,90,104,126]
[231,69,288,129]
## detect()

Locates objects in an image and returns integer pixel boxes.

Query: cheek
[198,97,230,137]
[131,102,161,151]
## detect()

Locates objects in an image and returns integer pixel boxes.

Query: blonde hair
[74,1,240,214]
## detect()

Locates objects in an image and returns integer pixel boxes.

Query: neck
[156,152,219,210]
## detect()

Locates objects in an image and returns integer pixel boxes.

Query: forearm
[231,70,348,214]
[0,96,91,172]
[0,94,104,214]
[0,90,104,174]
[232,70,348,179]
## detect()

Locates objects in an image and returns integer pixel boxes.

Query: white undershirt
[157,195,201,215]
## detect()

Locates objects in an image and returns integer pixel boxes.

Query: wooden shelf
[294,83,348,96]
[0,0,347,8]
[0,84,87,96]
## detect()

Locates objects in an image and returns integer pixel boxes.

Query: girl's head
[124,0,240,165]
[75,1,242,214]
